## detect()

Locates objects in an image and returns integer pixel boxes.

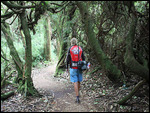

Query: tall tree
[1,23,23,84]
[1,1,49,96]
[76,2,122,82]
[54,11,69,76]
[19,9,40,96]
[55,4,77,76]
[44,13,52,61]
[124,4,149,83]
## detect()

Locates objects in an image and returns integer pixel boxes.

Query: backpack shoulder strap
[78,46,79,61]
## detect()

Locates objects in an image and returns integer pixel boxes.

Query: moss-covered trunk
[124,15,149,83]
[55,40,68,76]
[1,23,23,83]
[76,2,121,82]
[19,10,40,96]
[55,6,76,76]
[1,91,15,101]
[44,15,52,61]
[117,79,146,105]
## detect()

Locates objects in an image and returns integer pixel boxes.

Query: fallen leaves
[80,67,149,112]
[1,64,149,112]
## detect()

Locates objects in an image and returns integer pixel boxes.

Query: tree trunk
[117,79,146,105]
[124,15,149,83]
[55,6,76,76]
[1,23,23,83]
[44,15,52,61]
[55,40,68,76]
[19,10,40,96]
[76,2,122,82]
[1,91,15,101]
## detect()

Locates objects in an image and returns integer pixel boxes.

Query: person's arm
[81,50,85,61]
[66,48,71,71]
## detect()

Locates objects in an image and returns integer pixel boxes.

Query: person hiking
[66,37,85,104]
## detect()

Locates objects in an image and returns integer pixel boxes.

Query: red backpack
[70,45,83,69]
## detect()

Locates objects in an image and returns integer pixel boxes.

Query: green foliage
[31,17,57,66]
[14,40,25,63]
[51,40,58,61]
[31,29,44,66]
[134,1,148,14]
[1,12,58,68]
[109,28,116,35]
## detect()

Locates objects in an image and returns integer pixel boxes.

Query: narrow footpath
[1,62,148,112]
[32,62,97,112]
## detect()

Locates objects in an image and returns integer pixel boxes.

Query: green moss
[77,2,122,82]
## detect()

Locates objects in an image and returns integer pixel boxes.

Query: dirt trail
[32,62,97,112]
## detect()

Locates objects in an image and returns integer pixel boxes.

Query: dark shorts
[70,68,82,83]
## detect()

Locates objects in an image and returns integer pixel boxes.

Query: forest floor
[1,61,149,112]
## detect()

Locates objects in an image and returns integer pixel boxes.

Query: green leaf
[100,73,102,75]
[44,99,48,103]
[45,1,49,5]
[94,102,99,105]
[31,8,34,11]
[120,105,124,109]
[42,2,45,6]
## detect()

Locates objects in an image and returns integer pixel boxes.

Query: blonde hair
[70,38,77,46]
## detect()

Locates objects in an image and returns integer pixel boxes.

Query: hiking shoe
[75,99,80,104]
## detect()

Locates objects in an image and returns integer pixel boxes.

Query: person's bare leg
[78,81,81,96]
[74,82,80,103]
[78,81,80,90]
[74,82,79,96]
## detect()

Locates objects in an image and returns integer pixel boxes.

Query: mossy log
[117,79,146,105]
[1,91,15,101]
[1,70,15,88]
